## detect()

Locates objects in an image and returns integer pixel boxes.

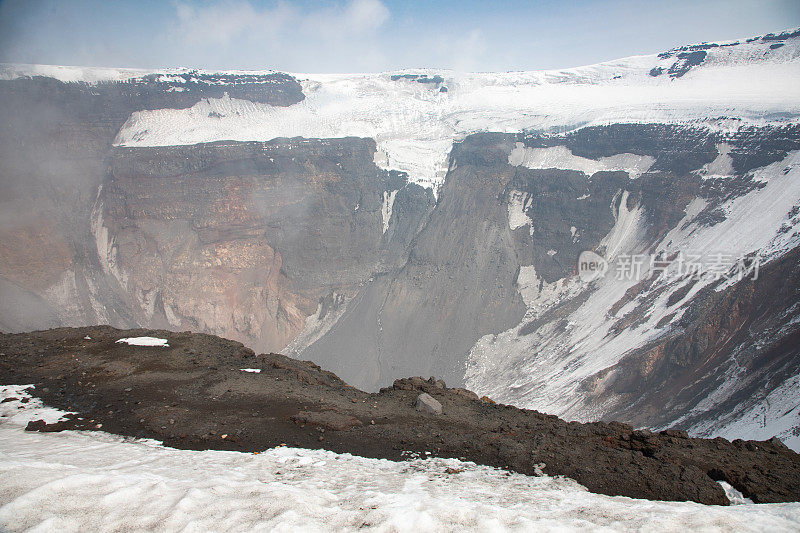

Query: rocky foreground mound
[1,326,798,505]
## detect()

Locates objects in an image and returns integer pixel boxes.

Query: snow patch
[698,143,735,179]
[686,373,800,452]
[0,385,73,425]
[115,337,169,347]
[600,191,645,259]
[718,481,756,505]
[509,143,655,179]
[91,189,128,291]
[507,190,533,234]
[382,189,398,234]
[0,63,149,83]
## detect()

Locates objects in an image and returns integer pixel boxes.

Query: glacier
[103,32,800,192]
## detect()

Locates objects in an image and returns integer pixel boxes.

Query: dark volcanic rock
[506,167,628,282]
[390,73,444,85]
[2,326,800,505]
[290,410,364,430]
[727,124,800,174]
[415,393,443,414]
[667,51,708,78]
[521,124,719,175]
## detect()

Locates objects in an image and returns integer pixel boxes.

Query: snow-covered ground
[2,385,800,532]
[508,143,655,179]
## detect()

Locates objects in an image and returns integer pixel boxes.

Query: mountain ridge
[3,325,800,505]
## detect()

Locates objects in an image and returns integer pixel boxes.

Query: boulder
[415,393,442,415]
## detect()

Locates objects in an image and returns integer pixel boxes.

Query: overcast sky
[1,0,799,72]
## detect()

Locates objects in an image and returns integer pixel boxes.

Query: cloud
[343,0,390,32]
[173,0,389,46]
[168,0,391,71]
[173,1,292,46]
[450,29,487,72]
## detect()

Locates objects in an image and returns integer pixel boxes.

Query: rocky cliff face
[300,134,529,387]
[589,245,800,437]
[95,138,432,352]
[459,125,800,449]
[301,124,800,406]
[0,72,306,334]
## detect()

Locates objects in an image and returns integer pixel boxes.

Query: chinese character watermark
[578,250,760,283]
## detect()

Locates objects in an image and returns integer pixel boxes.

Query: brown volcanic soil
[2,326,799,506]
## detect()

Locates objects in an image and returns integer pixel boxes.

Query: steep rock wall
[96,138,433,352]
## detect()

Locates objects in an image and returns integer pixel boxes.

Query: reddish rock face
[0,218,74,288]
[94,139,433,353]
[0,73,306,334]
